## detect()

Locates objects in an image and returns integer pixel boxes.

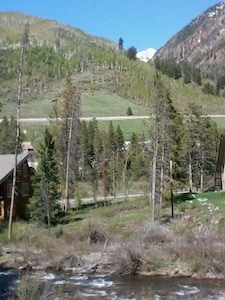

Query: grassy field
[97,119,151,137]
[2,90,225,141]
[20,115,225,144]
[82,92,149,117]
[21,119,152,144]
[13,91,152,142]
[0,91,149,118]
[1,190,224,245]
[211,117,225,132]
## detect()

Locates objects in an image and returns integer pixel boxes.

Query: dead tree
[8,22,29,242]
[64,88,81,212]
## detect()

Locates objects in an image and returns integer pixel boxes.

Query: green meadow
[0,91,149,118]
[2,91,225,141]
[21,119,152,144]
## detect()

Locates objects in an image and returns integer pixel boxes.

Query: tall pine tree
[28,129,62,232]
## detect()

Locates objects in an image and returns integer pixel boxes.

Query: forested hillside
[1,11,225,115]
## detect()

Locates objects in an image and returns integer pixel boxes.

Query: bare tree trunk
[65,91,80,212]
[151,136,158,222]
[170,160,174,218]
[92,166,98,209]
[112,157,116,205]
[47,211,51,235]
[8,22,29,242]
[159,146,165,209]
[122,156,128,198]
[200,150,204,191]
[102,154,108,206]
[45,182,51,235]
[41,177,51,234]
[65,112,73,212]
[189,152,193,193]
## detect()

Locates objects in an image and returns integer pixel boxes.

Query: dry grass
[2,194,225,278]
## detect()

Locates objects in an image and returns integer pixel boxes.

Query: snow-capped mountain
[137,48,156,62]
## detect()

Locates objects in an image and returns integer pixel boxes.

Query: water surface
[1,269,225,299]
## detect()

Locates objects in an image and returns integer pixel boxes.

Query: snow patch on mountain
[137,48,156,62]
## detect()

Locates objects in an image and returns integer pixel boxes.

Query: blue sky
[0,0,221,51]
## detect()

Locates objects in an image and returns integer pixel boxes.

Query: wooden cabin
[215,132,225,190]
[0,153,33,220]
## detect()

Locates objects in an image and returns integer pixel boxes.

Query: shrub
[10,273,56,300]
[110,242,143,275]
[141,221,171,244]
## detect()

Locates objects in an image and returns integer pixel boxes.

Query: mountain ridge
[155,1,225,79]
[0,11,116,50]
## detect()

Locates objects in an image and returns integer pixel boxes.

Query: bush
[141,221,171,244]
[10,273,56,300]
[110,242,143,275]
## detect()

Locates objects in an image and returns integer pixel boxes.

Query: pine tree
[87,119,99,206]
[115,125,125,160]
[79,120,89,180]
[118,37,124,50]
[54,76,81,211]
[126,106,133,116]
[149,72,187,218]
[186,105,219,191]
[126,46,137,60]
[127,132,147,180]
[107,121,115,152]
[165,94,187,184]
[28,129,62,232]
[192,67,202,85]
[182,61,192,84]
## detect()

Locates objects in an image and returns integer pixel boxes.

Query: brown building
[0,153,33,220]
[215,132,225,191]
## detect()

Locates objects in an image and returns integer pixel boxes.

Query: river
[1,269,225,299]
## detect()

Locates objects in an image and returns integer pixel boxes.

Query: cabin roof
[0,153,29,184]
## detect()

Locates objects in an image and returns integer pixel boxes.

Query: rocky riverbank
[1,244,225,281]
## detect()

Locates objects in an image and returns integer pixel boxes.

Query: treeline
[154,56,225,97]
[154,57,201,85]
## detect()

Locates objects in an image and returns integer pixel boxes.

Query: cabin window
[7,184,12,198]
[23,163,28,177]
[22,183,29,196]
[7,173,13,182]
[0,201,4,219]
